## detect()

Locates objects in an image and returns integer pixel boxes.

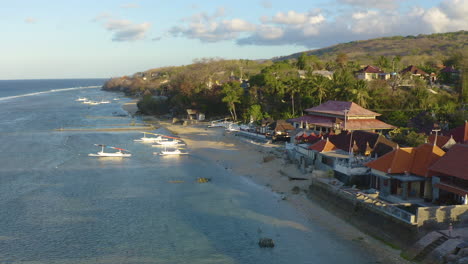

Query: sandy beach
[122,102,411,263]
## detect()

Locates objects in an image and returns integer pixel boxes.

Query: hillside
[275,31,468,65]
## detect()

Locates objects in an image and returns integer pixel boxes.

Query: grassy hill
[274,30,468,65]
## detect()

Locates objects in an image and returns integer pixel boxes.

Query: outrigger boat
[151,135,185,147]
[99,100,111,104]
[76,97,88,101]
[88,144,131,157]
[155,146,188,156]
[134,132,169,143]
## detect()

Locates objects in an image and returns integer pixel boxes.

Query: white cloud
[271,11,309,25]
[105,19,151,41]
[94,15,151,42]
[170,8,255,42]
[170,0,468,48]
[121,3,140,9]
[337,0,400,10]
[24,17,37,24]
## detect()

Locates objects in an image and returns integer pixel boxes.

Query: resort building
[429,144,468,205]
[365,144,445,202]
[290,100,395,133]
[399,65,429,80]
[356,65,391,81]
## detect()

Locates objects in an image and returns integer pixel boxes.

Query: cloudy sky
[1,0,467,79]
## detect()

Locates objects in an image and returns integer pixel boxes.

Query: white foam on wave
[0,85,101,102]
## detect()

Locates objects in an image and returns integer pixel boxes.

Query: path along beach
[123,101,412,264]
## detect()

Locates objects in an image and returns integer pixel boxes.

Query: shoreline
[161,121,410,263]
[122,104,410,263]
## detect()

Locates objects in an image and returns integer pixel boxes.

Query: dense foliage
[103,31,468,146]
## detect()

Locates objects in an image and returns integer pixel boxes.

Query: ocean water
[0,79,384,263]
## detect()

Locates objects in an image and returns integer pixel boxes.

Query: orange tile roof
[411,144,445,177]
[429,144,468,180]
[309,139,337,152]
[366,143,445,177]
[365,148,415,174]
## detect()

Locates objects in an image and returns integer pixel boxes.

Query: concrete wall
[417,205,468,228]
[308,179,419,248]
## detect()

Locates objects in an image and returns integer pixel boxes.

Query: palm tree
[351,80,370,108]
[311,75,330,104]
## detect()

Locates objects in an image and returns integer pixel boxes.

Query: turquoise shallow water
[0,81,385,263]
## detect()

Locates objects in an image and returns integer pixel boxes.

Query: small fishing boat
[151,134,185,146]
[156,148,188,156]
[99,100,111,104]
[88,144,131,157]
[134,132,169,142]
[152,140,185,147]
[76,97,88,101]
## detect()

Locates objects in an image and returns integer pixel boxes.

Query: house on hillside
[429,144,468,205]
[290,100,395,133]
[439,66,460,83]
[356,65,391,81]
[400,65,430,80]
[365,144,445,202]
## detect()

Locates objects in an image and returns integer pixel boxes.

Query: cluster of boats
[208,119,249,132]
[76,97,114,105]
[88,132,188,157]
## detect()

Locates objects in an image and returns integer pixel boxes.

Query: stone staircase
[413,235,449,262]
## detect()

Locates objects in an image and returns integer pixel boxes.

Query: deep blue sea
[0,79,387,263]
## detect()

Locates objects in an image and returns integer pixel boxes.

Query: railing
[342,190,416,224]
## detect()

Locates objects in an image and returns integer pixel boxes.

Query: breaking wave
[0,85,100,102]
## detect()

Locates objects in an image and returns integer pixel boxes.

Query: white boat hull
[155,151,188,156]
[89,152,131,157]
[152,141,184,146]
[134,136,168,143]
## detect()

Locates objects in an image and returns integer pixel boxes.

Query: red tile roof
[345,119,395,130]
[357,65,383,74]
[400,65,428,76]
[429,144,468,180]
[444,121,468,144]
[309,139,337,152]
[290,114,395,130]
[366,143,445,177]
[304,101,382,117]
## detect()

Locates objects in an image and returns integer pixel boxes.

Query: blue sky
[0,0,466,79]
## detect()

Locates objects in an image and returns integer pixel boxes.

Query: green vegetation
[277,31,467,68]
[103,31,468,147]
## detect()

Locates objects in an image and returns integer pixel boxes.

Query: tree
[350,80,370,108]
[248,104,263,123]
[310,74,330,104]
[335,53,348,68]
[222,82,244,121]
[376,56,390,71]
[297,53,308,70]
